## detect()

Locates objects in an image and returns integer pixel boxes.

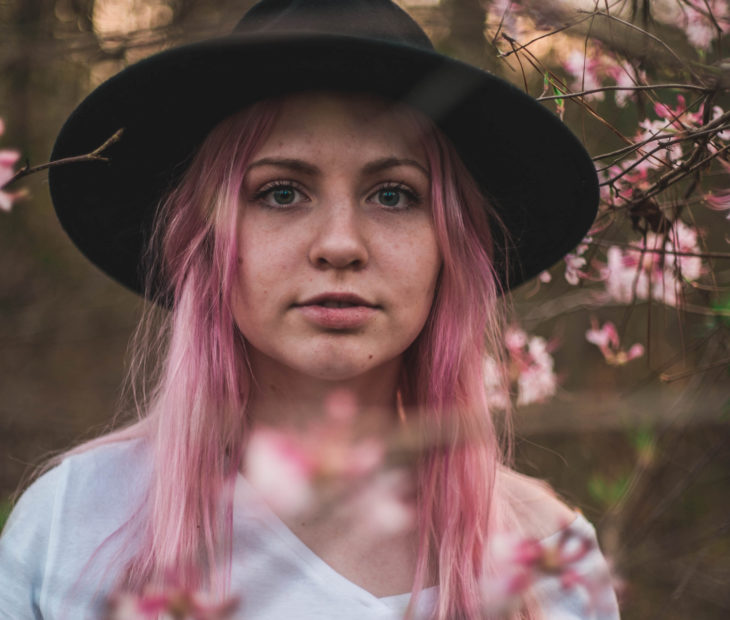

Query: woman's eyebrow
[247,157,320,175]
[246,156,429,178]
[362,157,429,178]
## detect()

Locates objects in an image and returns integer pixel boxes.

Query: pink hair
[59,96,536,619]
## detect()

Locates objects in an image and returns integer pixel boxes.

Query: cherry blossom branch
[639,143,730,202]
[537,83,715,102]
[1,128,124,191]
[593,124,728,165]
[588,238,730,260]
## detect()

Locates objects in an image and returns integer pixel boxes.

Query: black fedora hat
[49,0,598,297]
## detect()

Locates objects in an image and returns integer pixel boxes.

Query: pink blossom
[681,0,730,50]
[604,245,647,303]
[488,0,520,39]
[562,45,642,106]
[480,522,600,615]
[654,94,688,126]
[603,220,704,306]
[244,389,385,517]
[245,427,316,515]
[585,319,644,366]
[106,583,239,620]
[564,238,591,285]
[0,118,24,212]
[485,327,558,409]
[613,68,642,107]
[505,325,528,352]
[538,270,552,284]
[704,189,730,219]
[665,219,703,282]
[516,335,557,406]
[711,105,730,140]
[563,49,604,101]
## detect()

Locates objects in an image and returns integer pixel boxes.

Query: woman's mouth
[296,293,378,329]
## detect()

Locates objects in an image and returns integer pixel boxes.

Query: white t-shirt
[0,440,620,619]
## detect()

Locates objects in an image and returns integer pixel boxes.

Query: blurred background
[1,0,729,618]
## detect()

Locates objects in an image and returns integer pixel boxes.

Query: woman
[0,1,619,618]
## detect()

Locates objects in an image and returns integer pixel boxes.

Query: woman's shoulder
[3,437,151,536]
[0,437,152,614]
[497,467,577,540]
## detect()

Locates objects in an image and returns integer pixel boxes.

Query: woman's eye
[372,185,420,209]
[255,183,306,207]
[270,187,296,205]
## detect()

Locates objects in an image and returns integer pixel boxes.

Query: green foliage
[588,472,630,508]
[711,295,730,329]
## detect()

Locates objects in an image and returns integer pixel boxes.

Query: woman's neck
[245,353,403,435]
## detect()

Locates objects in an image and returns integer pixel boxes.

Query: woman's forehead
[253,91,428,165]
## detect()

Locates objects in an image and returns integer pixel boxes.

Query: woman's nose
[308,201,369,270]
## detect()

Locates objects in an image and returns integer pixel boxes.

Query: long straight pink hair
[61,96,534,619]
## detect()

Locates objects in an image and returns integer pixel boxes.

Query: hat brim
[49,32,598,296]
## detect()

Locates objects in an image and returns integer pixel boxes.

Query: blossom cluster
[106,582,239,620]
[485,326,558,409]
[599,95,723,208]
[585,320,644,366]
[602,219,703,307]
[480,518,617,616]
[677,0,730,50]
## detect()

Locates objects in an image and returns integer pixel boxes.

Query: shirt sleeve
[0,462,68,620]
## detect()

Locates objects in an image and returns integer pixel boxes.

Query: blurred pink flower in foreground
[480,520,614,616]
[0,118,25,212]
[245,389,385,516]
[603,220,704,307]
[106,581,239,620]
[585,320,644,366]
[485,327,558,409]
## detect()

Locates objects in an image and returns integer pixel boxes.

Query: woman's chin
[294,358,390,383]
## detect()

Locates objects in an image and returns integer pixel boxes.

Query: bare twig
[577,9,706,83]
[1,129,125,190]
[538,83,715,102]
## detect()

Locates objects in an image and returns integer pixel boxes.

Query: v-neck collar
[234,474,431,614]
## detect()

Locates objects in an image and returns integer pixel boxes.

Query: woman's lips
[295,293,378,329]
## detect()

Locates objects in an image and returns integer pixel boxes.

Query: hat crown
[234,0,434,50]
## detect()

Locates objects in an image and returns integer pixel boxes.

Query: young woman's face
[232,93,441,382]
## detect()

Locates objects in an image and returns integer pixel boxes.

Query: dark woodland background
[0,1,729,618]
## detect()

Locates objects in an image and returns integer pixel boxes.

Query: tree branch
[1,128,124,190]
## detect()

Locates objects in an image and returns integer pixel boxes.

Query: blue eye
[255,182,306,208]
[271,187,296,205]
[372,185,420,209]
[378,188,401,207]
